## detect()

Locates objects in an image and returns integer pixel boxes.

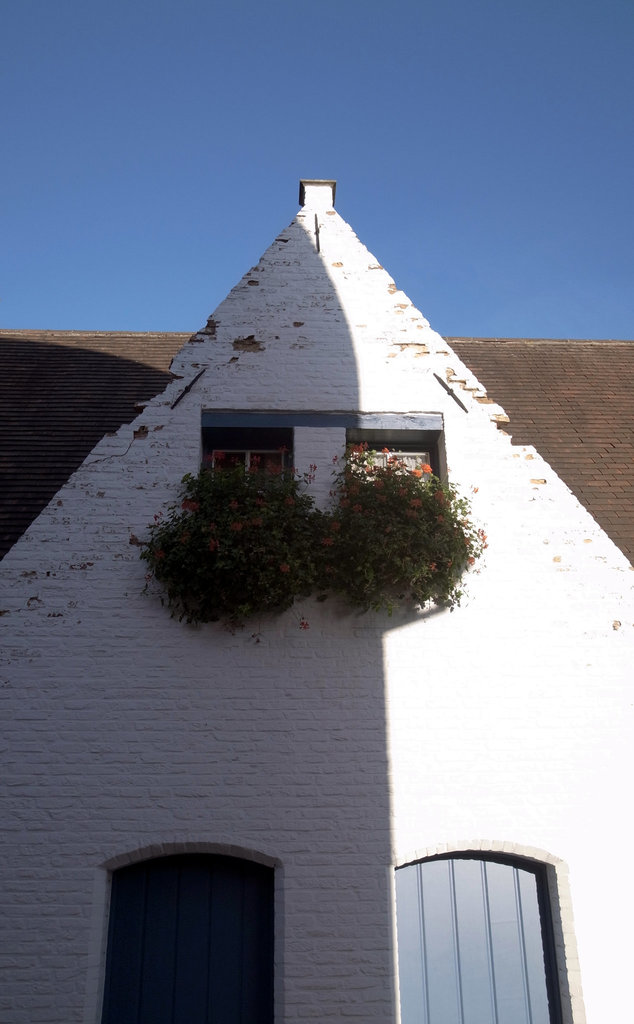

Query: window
[202,422,293,471]
[101,854,274,1024]
[347,422,445,479]
[395,854,562,1024]
[201,412,446,477]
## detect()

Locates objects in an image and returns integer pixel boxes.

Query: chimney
[299,179,336,210]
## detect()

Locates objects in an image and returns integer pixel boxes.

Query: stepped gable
[0,329,189,557]
[448,336,634,562]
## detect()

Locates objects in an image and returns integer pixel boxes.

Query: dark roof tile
[0,330,190,557]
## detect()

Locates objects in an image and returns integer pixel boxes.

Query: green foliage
[141,462,324,624]
[320,445,487,613]
[140,447,486,625]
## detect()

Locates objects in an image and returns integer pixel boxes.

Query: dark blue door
[102,854,274,1024]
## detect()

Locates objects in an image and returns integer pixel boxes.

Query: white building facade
[2,180,633,1023]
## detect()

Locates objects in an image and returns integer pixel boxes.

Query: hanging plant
[140,447,485,626]
[141,457,324,625]
[319,445,487,613]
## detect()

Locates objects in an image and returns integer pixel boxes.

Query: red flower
[321,537,334,546]
[410,498,422,508]
[299,617,309,630]
[411,469,423,478]
[181,499,200,512]
[421,464,432,474]
[229,500,239,510]
[279,563,290,573]
[230,521,243,531]
[208,538,218,552]
[352,504,363,513]
[155,549,165,560]
[284,496,295,506]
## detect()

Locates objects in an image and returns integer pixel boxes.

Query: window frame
[201,411,446,478]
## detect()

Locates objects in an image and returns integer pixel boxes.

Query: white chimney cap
[299,179,337,209]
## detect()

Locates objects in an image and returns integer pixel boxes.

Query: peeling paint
[232,335,264,352]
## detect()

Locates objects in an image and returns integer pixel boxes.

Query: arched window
[395,854,562,1024]
[101,854,274,1024]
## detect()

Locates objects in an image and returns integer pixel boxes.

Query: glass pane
[213,449,247,469]
[248,450,285,472]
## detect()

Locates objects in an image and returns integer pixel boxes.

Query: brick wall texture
[1,183,633,1023]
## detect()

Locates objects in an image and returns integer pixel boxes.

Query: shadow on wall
[2,190,400,1023]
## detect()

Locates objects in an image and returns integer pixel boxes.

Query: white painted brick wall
[1,183,633,1022]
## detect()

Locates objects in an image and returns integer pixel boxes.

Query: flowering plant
[141,446,485,625]
[319,445,486,613]
[141,458,323,625]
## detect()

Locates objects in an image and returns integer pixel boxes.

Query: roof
[448,338,634,563]
[1,329,632,563]
[0,329,189,558]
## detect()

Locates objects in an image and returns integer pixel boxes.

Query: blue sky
[2,0,633,338]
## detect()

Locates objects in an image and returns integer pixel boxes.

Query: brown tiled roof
[0,330,190,558]
[448,338,634,563]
